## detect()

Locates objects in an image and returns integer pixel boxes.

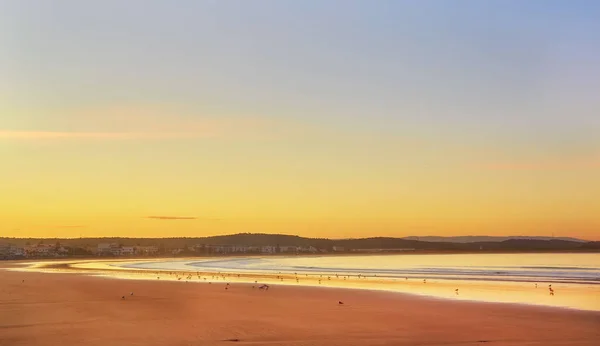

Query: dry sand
[1,269,599,346]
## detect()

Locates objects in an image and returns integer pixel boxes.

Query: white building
[97,243,121,256]
[298,246,318,253]
[171,248,184,255]
[121,246,135,256]
[279,246,298,253]
[0,244,26,258]
[135,246,159,256]
[261,246,277,254]
[11,246,26,257]
[25,244,58,257]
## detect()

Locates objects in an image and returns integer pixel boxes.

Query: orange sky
[1,2,599,240]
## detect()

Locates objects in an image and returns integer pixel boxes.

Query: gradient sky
[1,0,599,240]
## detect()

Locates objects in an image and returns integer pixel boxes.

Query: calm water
[114,253,600,311]
[124,253,600,285]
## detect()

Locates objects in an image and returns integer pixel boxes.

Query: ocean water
[123,253,600,285]
[110,253,600,311]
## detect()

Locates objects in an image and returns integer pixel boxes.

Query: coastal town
[1,234,597,260]
[0,242,328,260]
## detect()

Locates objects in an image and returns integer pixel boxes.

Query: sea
[109,253,600,311]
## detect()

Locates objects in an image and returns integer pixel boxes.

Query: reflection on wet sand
[11,256,600,311]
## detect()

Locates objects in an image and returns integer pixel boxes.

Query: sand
[1,268,599,346]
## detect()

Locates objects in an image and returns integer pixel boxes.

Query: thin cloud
[476,156,600,171]
[145,216,198,220]
[0,131,218,140]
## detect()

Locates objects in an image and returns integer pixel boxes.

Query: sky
[1,0,599,240]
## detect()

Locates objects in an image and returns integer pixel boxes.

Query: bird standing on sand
[455,289,459,295]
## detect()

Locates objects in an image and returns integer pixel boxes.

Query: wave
[121,255,600,285]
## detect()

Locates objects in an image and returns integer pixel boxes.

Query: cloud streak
[0,131,218,140]
[145,216,198,220]
[476,156,600,171]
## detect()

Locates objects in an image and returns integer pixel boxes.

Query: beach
[1,266,599,346]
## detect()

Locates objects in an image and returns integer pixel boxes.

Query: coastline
[5,257,600,312]
[1,268,599,346]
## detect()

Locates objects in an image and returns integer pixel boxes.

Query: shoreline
[6,258,600,312]
[1,268,599,346]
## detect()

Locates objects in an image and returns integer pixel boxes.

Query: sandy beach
[1,266,599,346]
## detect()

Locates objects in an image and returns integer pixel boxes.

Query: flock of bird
[115,269,558,301]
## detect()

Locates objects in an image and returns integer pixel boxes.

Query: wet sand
[1,268,599,346]
[23,258,600,311]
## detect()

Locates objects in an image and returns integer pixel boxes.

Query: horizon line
[0,233,593,242]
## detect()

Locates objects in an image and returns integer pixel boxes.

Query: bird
[130,292,134,296]
[338,301,344,305]
[455,289,459,295]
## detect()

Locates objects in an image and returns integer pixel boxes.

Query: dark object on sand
[258,284,269,290]
[339,301,344,305]
[121,296,125,299]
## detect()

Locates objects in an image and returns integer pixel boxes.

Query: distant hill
[1,233,597,253]
[402,236,588,243]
